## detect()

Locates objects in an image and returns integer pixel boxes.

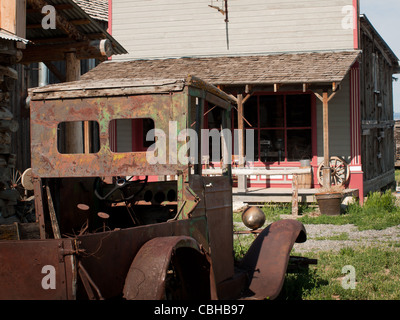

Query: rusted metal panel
[30,93,188,178]
[239,219,307,300]
[0,239,77,300]
[76,218,208,299]
[188,174,235,287]
[202,175,234,286]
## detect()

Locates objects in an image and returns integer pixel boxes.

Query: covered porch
[198,51,363,204]
[79,50,363,204]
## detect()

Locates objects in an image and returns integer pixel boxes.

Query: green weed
[281,246,400,300]
[299,190,400,231]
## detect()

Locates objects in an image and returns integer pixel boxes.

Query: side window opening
[109,118,155,153]
[57,121,100,154]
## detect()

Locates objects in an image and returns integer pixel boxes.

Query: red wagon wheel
[317,156,350,187]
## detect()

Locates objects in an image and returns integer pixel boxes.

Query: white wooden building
[100,0,400,198]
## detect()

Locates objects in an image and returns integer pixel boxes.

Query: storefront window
[238,93,313,163]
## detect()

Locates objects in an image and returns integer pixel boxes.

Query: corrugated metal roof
[0,29,29,44]
[26,0,126,55]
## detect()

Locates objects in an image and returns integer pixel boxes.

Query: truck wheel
[123,236,211,300]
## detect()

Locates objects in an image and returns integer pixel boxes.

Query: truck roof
[29,65,236,105]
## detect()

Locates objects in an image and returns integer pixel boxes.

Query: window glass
[287,129,312,161]
[255,94,312,163]
[259,130,285,162]
[243,96,258,129]
[286,95,311,127]
[259,95,284,128]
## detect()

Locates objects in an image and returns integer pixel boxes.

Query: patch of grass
[232,211,243,223]
[299,190,400,231]
[233,231,255,261]
[314,232,349,241]
[261,202,316,222]
[281,246,400,300]
[299,212,351,225]
[262,203,290,222]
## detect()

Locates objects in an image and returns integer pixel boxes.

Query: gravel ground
[293,223,400,253]
[234,221,400,254]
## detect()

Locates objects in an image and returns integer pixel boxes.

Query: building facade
[106,0,400,197]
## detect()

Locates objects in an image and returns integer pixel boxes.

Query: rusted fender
[123,236,211,300]
[239,219,307,300]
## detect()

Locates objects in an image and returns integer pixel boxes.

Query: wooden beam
[26,3,74,13]
[84,121,90,154]
[292,174,299,216]
[43,61,66,82]
[0,65,18,80]
[228,94,238,103]
[237,94,245,167]
[65,51,80,82]
[26,19,91,29]
[242,91,253,105]
[33,178,46,239]
[27,0,88,41]
[30,37,74,45]
[64,52,83,154]
[322,91,331,187]
[312,88,340,188]
[20,39,113,63]
[328,91,337,102]
[45,183,61,239]
[30,33,107,44]
[313,91,323,102]
[202,167,311,176]
[245,84,252,94]
[229,92,253,127]
[248,83,339,94]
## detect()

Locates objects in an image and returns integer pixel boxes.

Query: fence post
[292,174,299,216]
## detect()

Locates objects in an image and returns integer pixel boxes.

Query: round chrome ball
[241,206,266,230]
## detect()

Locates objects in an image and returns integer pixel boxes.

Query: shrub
[363,190,397,212]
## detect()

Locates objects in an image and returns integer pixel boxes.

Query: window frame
[231,91,317,166]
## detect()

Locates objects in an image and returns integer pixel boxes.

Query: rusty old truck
[0,73,308,300]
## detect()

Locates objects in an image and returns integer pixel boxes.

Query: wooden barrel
[298,159,312,189]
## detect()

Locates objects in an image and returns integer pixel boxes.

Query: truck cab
[0,71,307,300]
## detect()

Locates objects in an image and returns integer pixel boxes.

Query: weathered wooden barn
[100,0,399,199]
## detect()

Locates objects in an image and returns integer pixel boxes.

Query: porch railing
[201,167,312,216]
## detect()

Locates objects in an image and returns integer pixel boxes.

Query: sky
[360,0,400,114]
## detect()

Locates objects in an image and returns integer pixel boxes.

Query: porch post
[313,88,338,189]
[322,91,331,188]
[349,62,364,203]
[237,93,247,192]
